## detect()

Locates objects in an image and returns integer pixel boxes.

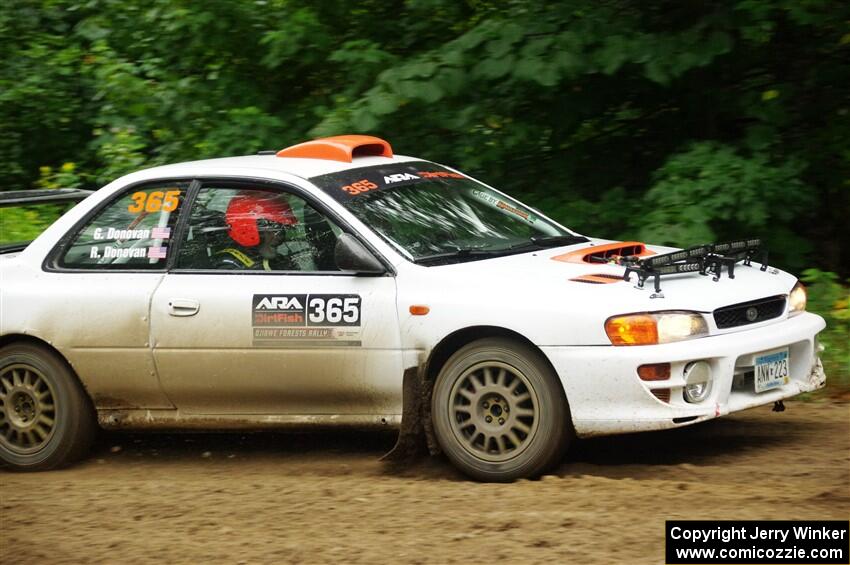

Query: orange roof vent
[276,135,393,162]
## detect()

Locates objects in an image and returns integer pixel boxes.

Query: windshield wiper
[510,234,589,250]
[413,248,510,265]
[414,235,588,265]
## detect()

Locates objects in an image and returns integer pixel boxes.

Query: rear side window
[59,183,189,269]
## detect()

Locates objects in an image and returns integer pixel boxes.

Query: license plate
[754,348,790,393]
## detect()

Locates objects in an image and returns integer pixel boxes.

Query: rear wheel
[431,338,572,481]
[0,343,96,471]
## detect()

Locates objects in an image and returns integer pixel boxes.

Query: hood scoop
[552,241,653,264]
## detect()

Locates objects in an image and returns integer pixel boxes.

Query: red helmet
[226,192,296,247]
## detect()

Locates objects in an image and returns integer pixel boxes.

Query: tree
[1,0,848,276]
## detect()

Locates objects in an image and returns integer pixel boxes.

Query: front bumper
[541,312,826,437]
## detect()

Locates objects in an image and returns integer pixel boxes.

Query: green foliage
[639,142,812,272]
[0,205,60,243]
[801,270,850,389]
[37,161,84,189]
[0,164,78,243]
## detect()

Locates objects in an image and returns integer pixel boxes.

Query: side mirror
[334,233,386,274]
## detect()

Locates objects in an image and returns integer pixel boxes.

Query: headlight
[789,282,807,315]
[605,311,708,346]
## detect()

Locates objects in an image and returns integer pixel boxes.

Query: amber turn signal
[409,305,430,316]
[637,363,671,381]
[605,315,658,346]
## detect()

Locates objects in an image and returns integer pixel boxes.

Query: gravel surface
[1,399,847,564]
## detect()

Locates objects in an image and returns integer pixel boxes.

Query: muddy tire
[431,338,572,481]
[0,343,96,471]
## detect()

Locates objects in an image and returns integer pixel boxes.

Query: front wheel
[0,343,96,471]
[431,338,572,481]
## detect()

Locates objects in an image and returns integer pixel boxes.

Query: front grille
[713,296,786,329]
[731,368,755,391]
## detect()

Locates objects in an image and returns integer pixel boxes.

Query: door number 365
[307,295,361,326]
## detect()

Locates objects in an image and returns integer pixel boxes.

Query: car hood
[417,239,796,315]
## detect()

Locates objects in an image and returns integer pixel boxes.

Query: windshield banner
[311,162,467,203]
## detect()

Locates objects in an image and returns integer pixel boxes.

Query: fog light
[683,361,713,403]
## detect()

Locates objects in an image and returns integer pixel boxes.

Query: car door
[40,181,192,410]
[149,181,403,416]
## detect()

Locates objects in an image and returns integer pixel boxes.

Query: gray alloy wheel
[0,343,96,471]
[431,337,572,481]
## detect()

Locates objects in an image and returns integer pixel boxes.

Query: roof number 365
[340,180,378,196]
[128,190,181,213]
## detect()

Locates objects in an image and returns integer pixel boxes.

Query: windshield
[311,162,584,263]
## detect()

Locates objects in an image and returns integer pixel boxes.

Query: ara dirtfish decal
[251,294,362,347]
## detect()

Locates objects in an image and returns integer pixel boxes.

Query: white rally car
[0,135,826,480]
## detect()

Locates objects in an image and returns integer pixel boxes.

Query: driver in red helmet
[217,191,297,271]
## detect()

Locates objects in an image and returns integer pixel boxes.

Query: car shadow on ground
[93,428,397,459]
[565,415,805,466]
[86,406,821,482]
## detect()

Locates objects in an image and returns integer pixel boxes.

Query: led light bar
[619,239,768,293]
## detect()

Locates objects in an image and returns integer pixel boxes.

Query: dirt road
[1,399,848,564]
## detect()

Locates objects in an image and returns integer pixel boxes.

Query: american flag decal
[151,227,171,239]
[148,246,167,260]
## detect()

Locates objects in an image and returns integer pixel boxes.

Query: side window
[176,186,343,272]
[60,183,189,269]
